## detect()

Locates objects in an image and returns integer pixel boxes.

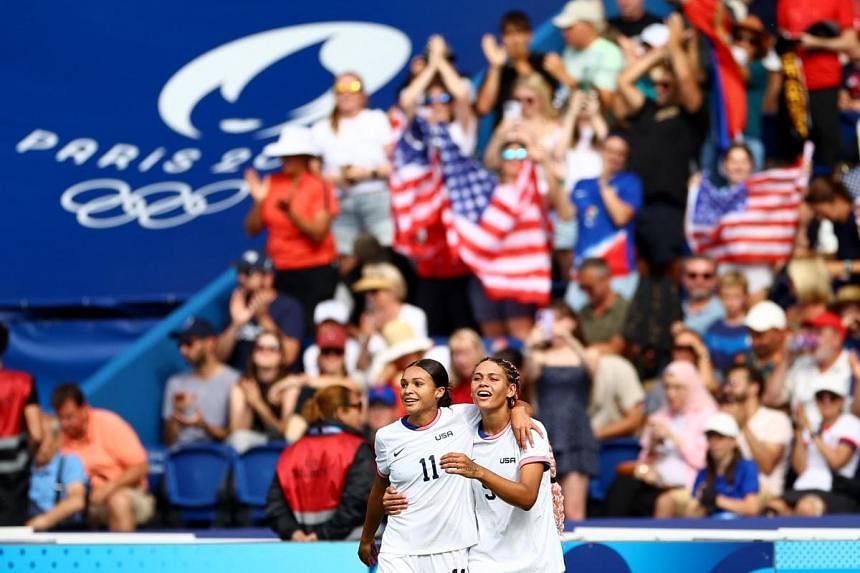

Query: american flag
[390,117,551,305]
[686,162,807,264]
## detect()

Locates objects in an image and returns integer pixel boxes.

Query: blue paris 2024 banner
[0,0,559,307]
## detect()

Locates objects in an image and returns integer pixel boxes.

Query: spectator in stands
[778,0,858,169]
[618,13,706,269]
[764,311,852,429]
[721,365,792,501]
[53,384,152,531]
[786,257,834,323]
[27,415,87,531]
[524,300,599,520]
[606,361,716,518]
[547,0,624,108]
[671,327,720,396]
[244,125,339,323]
[399,35,475,155]
[366,386,398,444]
[163,318,239,447]
[685,412,760,517]
[742,300,788,385]
[805,177,860,285]
[832,285,860,353]
[483,73,564,174]
[589,354,645,441]
[228,331,294,453]
[216,249,303,371]
[448,329,486,404]
[270,323,362,440]
[311,72,394,271]
[266,385,374,541]
[366,321,449,413]
[562,134,643,311]
[576,258,629,355]
[681,256,724,335]
[608,0,662,39]
[476,10,559,128]
[353,262,428,370]
[704,271,752,374]
[768,378,860,516]
[0,320,42,526]
[303,300,360,377]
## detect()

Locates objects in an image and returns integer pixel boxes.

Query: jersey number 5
[419,455,440,482]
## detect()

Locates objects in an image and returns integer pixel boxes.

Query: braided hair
[474,356,520,408]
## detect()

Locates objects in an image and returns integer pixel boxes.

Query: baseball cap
[704,412,740,438]
[234,249,273,274]
[744,301,787,332]
[368,386,397,407]
[640,23,669,48]
[316,323,347,350]
[804,311,847,341]
[553,0,605,30]
[170,317,217,341]
[812,376,849,398]
[313,300,349,325]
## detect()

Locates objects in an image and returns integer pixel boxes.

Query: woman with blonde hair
[787,257,833,324]
[266,384,373,541]
[311,71,395,272]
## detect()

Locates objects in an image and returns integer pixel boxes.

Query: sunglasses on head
[424,93,452,105]
[501,147,528,161]
[335,79,363,94]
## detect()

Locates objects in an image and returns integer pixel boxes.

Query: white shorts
[377,549,469,573]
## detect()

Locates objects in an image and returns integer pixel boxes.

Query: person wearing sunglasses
[311,72,395,274]
[399,35,476,156]
[681,255,724,336]
[266,384,374,541]
[767,378,860,517]
[227,330,296,453]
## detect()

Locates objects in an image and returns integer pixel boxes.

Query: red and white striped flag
[686,162,807,264]
[391,117,551,305]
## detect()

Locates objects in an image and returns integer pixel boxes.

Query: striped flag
[391,117,551,305]
[686,163,807,264]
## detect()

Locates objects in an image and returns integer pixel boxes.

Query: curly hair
[474,356,520,408]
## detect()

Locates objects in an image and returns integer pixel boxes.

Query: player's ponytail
[408,358,452,407]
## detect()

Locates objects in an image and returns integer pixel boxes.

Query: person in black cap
[216,249,304,372]
[163,317,239,446]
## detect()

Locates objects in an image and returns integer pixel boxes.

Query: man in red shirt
[779,0,857,168]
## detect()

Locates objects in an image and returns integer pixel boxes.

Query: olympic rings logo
[60,178,248,229]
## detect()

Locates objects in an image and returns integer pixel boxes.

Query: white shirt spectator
[784,350,853,429]
[312,109,394,196]
[737,406,793,496]
[793,413,860,492]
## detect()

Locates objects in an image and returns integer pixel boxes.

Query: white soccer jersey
[468,420,565,573]
[375,404,482,556]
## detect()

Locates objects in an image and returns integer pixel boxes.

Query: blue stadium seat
[588,437,641,502]
[234,442,288,523]
[165,443,235,525]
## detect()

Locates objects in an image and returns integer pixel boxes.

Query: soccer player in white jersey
[383,357,565,573]
[358,358,535,572]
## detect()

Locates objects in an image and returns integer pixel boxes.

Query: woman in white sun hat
[244,125,340,326]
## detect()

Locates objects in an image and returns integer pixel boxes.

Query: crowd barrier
[2,526,859,572]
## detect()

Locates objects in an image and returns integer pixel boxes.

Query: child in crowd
[704,272,752,376]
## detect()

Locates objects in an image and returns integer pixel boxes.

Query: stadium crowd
[3,0,860,543]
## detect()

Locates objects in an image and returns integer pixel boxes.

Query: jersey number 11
[419,455,440,481]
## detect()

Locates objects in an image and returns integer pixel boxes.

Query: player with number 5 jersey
[358,358,536,573]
